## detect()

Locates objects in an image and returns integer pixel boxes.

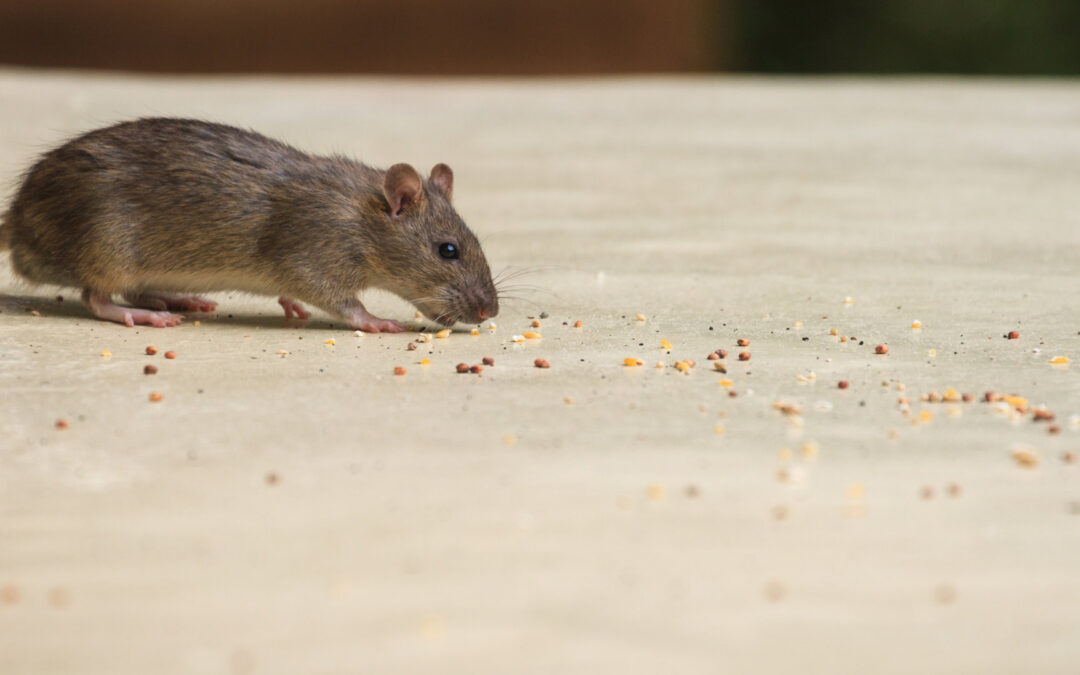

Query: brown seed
[706,352,719,360]
[482,357,495,366]
[148,392,164,402]
[961,393,974,403]
[407,342,418,351]
[1007,331,1019,340]
[1048,425,1061,435]
[164,351,177,359]
[144,364,158,375]
[838,380,849,390]
[984,391,999,403]
[145,345,158,355]
[737,338,750,347]
[470,365,483,374]
[716,349,728,359]
[919,485,935,500]
[265,472,279,485]
[945,482,963,498]
[0,584,20,605]
[456,363,470,373]
[534,358,550,369]
[875,344,888,354]
[1063,451,1077,464]
[684,484,701,498]
[728,390,738,398]
[1033,409,1055,422]
[56,295,64,303]
[55,419,69,430]
[573,320,582,328]
[738,351,750,361]
[531,319,541,328]
[393,366,406,376]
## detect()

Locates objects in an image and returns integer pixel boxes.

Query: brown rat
[0,118,498,331]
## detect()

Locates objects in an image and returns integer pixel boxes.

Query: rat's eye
[438,243,459,260]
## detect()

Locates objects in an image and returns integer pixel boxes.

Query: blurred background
[0,0,1078,75]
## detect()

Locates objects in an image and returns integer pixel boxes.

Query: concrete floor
[1,70,1079,674]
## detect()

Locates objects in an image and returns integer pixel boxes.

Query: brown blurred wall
[0,0,730,74]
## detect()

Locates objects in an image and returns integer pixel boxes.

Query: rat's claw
[352,318,406,333]
[278,296,311,320]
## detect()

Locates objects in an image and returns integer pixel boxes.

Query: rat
[0,118,498,331]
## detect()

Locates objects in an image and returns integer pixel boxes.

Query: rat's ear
[429,163,453,201]
[383,163,423,217]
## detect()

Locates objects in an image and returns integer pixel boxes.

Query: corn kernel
[470,328,479,336]
[522,332,541,339]
[436,329,451,339]
[419,358,430,365]
[719,378,734,388]
[1049,356,1070,365]
[660,339,672,350]
[623,357,643,367]
[324,339,335,346]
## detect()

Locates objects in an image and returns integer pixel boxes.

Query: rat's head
[377,163,498,326]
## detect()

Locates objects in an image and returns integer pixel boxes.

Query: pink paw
[123,309,184,327]
[352,318,406,333]
[168,296,217,313]
[278,296,311,320]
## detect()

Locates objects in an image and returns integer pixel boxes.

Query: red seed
[838,380,850,389]
[1007,331,1019,340]
[482,357,495,366]
[145,345,158,355]
[706,353,719,360]
[1033,409,1056,422]
[55,419,69,430]
[736,338,750,347]
[961,393,974,403]
[144,364,158,375]
[874,344,888,354]
[738,351,750,361]
[470,365,483,374]
[148,392,164,402]
[716,349,728,359]
[393,366,406,376]
[164,351,177,359]
[456,363,470,373]
[534,358,550,369]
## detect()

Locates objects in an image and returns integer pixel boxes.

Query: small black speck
[198,389,204,394]
[802,337,809,342]
[319,368,324,372]
[858,341,864,346]
[709,326,714,331]
[859,401,866,407]
[228,314,233,318]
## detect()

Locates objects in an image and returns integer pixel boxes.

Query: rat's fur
[0,118,497,330]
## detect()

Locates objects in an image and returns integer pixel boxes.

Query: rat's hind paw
[351,317,406,333]
[84,290,183,327]
[278,296,311,320]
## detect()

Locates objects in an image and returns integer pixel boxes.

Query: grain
[736,338,749,347]
[144,364,158,375]
[534,359,550,369]
[164,351,177,359]
[148,392,164,402]
[482,357,495,366]
[145,345,158,355]
[738,351,750,361]
[875,344,888,354]
[393,366,406,376]
[456,363,470,373]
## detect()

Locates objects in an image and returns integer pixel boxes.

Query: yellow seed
[713,424,726,435]
[660,339,672,350]
[844,296,854,305]
[415,311,422,319]
[325,339,335,345]
[943,388,961,402]
[488,322,497,331]
[99,349,112,358]
[623,357,643,367]
[522,332,542,339]
[1049,356,1070,365]
[1004,395,1028,409]
[436,329,451,339]
[419,358,430,365]
[655,361,665,368]
[778,448,792,462]
[563,396,574,404]
[531,319,541,328]
[793,321,803,328]
[1012,447,1039,467]
[647,484,666,501]
[470,328,479,336]
[919,410,933,423]
[911,320,922,329]
[927,349,937,357]
[719,378,734,388]
[503,434,516,446]
[635,313,646,321]
[674,361,690,373]
[276,350,289,356]
[846,483,865,500]
[193,320,200,326]
[800,440,820,459]
[829,328,838,336]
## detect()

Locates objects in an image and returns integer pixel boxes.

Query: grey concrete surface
[1,70,1079,674]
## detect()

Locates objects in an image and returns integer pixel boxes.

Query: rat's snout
[467,284,498,322]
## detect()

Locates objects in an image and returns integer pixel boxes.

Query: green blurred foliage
[734,0,1080,74]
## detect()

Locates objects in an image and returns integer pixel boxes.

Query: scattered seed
[738,351,751,361]
[393,366,406,376]
[325,339,335,346]
[55,419,69,430]
[684,484,700,498]
[624,357,644,367]
[829,328,838,336]
[875,344,888,354]
[534,359,550,369]
[100,349,112,358]
[838,380,849,389]
[148,392,164,402]
[1048,425,1061,435]
[706,352,719,361]
[1011,446,1039,467]
[660,339,672,350]
[531,319,541,328]
[713,362,727,373]
[407,342,418,351]
[503,434,516,446]
[1049,356,1070,365]
[419,358,430,365]
[1063,451,1077,464]
[573,320,582,328]
[647,484,666,501]
[946,482,962,498]
[1033,409,1055,422]
[164,351,176,359]
[911,320,922,329]
[635,314,646,322]
[737,338,750,347]
[1007,331,1019,340]
[564,396,574,405]
[920,485,935,500]
[456,363,470,373]
[522,332,542,339]
[470,328,479,335]
[145,345,158,355]
[265,472,279,485]
[713,424,726,435]
[144,364,158,375]
[436,329,451,339]
[470,365,483,374]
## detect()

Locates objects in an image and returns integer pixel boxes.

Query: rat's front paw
[352,318,406,333]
